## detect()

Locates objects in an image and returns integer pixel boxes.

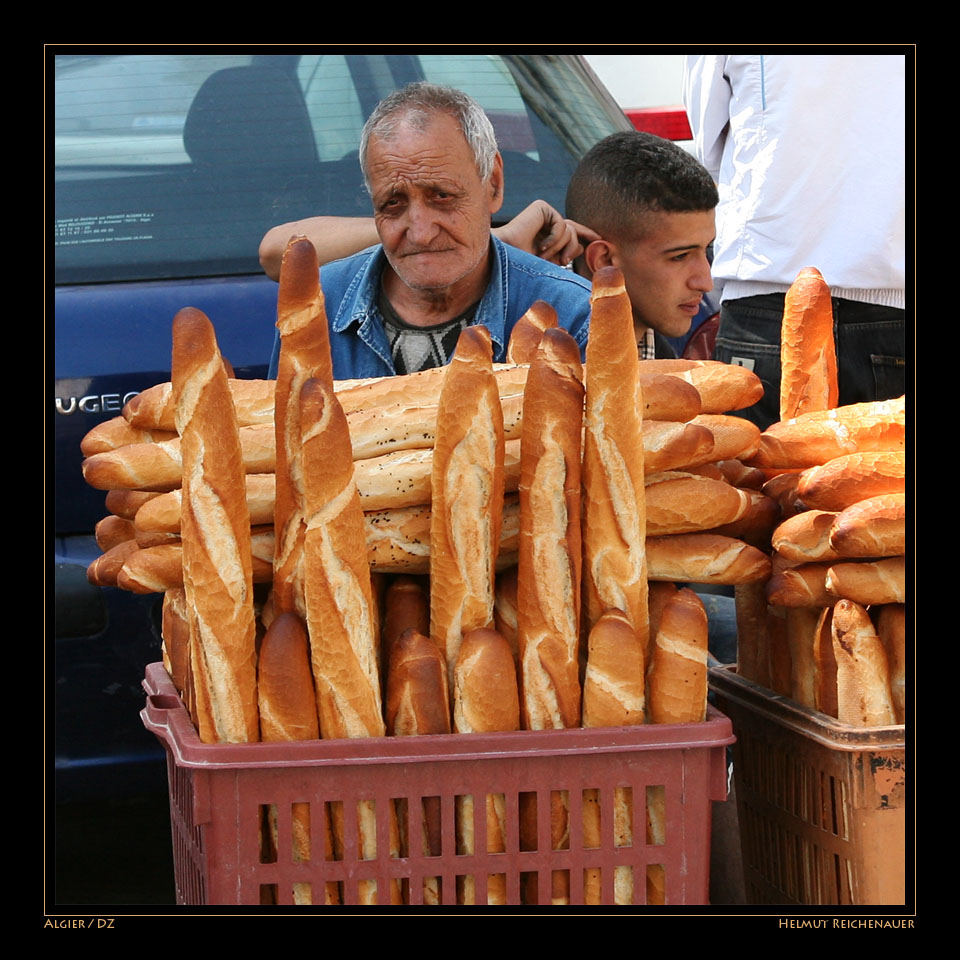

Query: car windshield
[54,53,629,285]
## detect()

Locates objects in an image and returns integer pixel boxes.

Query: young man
[564,130,719,359]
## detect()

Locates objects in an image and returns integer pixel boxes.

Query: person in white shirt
[683,53,906,428]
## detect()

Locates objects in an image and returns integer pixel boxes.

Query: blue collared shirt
[267,236,592,380]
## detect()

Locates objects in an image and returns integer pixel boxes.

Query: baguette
[172,307,258,744]
[300,376,399,906]
[453,628,519,905]
[876,604,906,724]
[516,329,584,732]
[506,300,557,363]
[645,587,708,904]
[749,397,906,469]
[429,326,505,684]
[582,266,648,648]
[94,514,137,551]
[581,608,644,906]
[299,378,383,741]
[771,510,841,564]
[80,416,176,456]
[646,534,771,585]
[829,493,906,558]
[797,451,906,511]
[825,557,906,606]
[638,358,764,413]
[779,266,838,421]
[385,627,449,906]
[273,238,334,618]
[831,600,897,727]
[257,612,340,906]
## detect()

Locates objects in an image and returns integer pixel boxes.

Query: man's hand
[493,200,601,267]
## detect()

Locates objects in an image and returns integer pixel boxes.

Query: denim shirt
[267,236,592,380]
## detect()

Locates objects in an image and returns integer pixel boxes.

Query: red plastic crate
[142,662,733,906]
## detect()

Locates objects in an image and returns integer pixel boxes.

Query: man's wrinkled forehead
[369,107,483,178]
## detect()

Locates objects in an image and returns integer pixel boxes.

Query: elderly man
[265,82,592,380]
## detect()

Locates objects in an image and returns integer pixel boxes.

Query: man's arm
[259,202,599,281]
[259,217,379,281]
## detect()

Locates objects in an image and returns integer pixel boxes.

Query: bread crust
[516,329,584,731]
[582,267,649,649]
[429,327,505,682]
[831,599,897,726]
[779,266,839,421]
[299,377,383,741]
[171,307,259,744]
[797,451,906,511]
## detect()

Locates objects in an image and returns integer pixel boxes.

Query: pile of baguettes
[80,238,776,906]
[734,267,907,728]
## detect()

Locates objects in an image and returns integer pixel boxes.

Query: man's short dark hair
[565,131,718,243]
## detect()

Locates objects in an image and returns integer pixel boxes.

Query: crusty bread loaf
[273,238,334,619]
[135,475,275,533]
[160,587,191,697]
[81,416,176,456]
[105,489,160,520]
[94,514,136,552]
[709,489,780,549]
[772,510,841,565]
[825,557,906,606]
[299,377,383,741]
[734,582,768,685]
[779,266,838,421]
[257,611,340,906]
[300,376,398,906]
[645,587,708,905]
[582,266,649,650]
[766,562,836,607]
[581,608,644,906]
[506,299,558,363]
[646,534,771,584]
[453,628,519,906]
[493,565,520,664]
[429,327,505,685]
[797,451,906,511]
[644,471,751,536]
[638,358,764,413]
[876,604,906,724]
[813,606,838,718]
[646,587,708,724]
[516,329,584,732]
[688,414,762,464]
[829,493,906,558]
[749,397,906,469]
[831,599,897,727]
[123,377,276,431]
[786,607,820,708]
[637,373,702,423]
[385,626,449,906]
[172,307,259,745]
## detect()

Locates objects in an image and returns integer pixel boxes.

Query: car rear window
[53,53,629,285]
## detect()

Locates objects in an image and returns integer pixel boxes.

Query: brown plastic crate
[709,664,906,906]
[142,662,734,906]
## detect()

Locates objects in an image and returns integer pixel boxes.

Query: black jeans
[713,294,906,430]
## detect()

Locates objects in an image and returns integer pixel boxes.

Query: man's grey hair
[359,82,499,190]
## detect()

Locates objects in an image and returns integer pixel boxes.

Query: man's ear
[584,239,615,275]
[488,152,505,215]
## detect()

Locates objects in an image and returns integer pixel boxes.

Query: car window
[54,54,629,286]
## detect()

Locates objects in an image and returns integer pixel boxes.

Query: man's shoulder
[318,245,384,319]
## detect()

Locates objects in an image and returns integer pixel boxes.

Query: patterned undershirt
[637,326,656,360]
[379,288,481,375]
